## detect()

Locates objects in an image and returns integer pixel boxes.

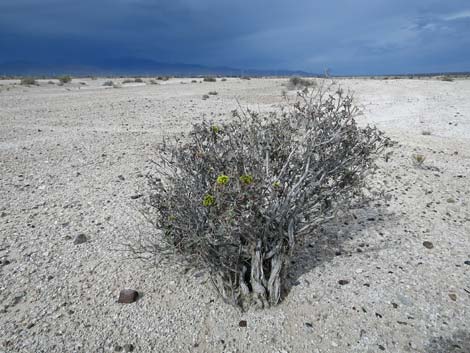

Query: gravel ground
[1,77,469,353]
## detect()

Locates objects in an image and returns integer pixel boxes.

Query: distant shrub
[20,77,37,86]
[149,79,158,85]
[134,78,144,83]
[208,91,218,95]
[203,76,217,82]
[58,75,72,84]
[132,85,392,309]
[48,80,55,85]
[191,80,198,83]
[240,76,251,80]
[157,76,170,81]
[122,79,134,84]
[221,78,227,81]
[440,76,454,82]
[287,76,315,90]
[103,80,114,86]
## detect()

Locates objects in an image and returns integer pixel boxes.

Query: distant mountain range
[0,58,318,77]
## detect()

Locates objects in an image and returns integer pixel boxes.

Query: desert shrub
[20,77,37,86]
[240,76,251,80]
[58,75,72,84]
[157,76,170,81]
[149,79,158,85]
[122,79,134,84]
[191,80,198,83]
[440,76,454,82]
[287,76,315,90]
[412,153,426,167]
[208,91,218,95]
[134,77,144,83]
[137,84,391,309]
[103,80,114,86]
[203,76,217,82]
[221,78,227,82]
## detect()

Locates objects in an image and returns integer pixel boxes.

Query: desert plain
[0,76,469,353]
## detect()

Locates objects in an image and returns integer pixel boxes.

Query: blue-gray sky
[1,0,469,74]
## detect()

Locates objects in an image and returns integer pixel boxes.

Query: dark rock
[305,322,313,328]
[338,279,350,285]
[73,233,87,245]
[118,175,125,181]
[449,293,457,301]
[130,194,143,200]
[239,320,247,327]
[423,241,434,249]
[378,344,385,351]
[464,261,470,266]
[118,289,139,304]
[123,344,134,352]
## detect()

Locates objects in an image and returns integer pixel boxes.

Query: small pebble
[239,320,247,327]
[449,293,457,301]
[73,233,87,245]
[338,279,350,285]
[422,241,433,249]
[123,343,134,352]
[118,289,139,304]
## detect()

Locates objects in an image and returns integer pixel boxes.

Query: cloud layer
[1,0,469,74]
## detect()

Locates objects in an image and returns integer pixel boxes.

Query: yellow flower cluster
[239,174,254,185]
[216,174,230,185]
[202,194,215,207]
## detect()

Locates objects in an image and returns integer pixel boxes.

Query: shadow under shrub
[136,84,392,309]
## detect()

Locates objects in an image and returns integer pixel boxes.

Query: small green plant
[58,75,72,84]
[20,77,37,86]
[412,153,426,167]
[203,76,217,82]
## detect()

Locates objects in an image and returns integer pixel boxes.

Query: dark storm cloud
[1,0,469,74]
